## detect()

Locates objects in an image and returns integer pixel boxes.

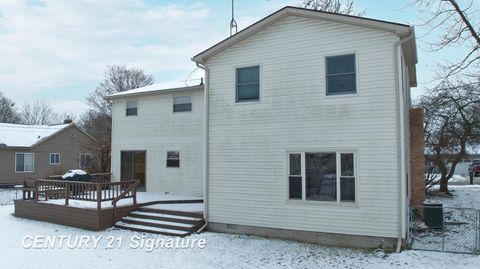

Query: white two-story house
[110,6,419,249]
[192,6,417,248]
[109,84,204,195]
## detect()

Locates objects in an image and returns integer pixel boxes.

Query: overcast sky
[0,0,465,117]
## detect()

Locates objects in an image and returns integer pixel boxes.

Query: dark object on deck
[423,202,443,229]
[62,170,92,182]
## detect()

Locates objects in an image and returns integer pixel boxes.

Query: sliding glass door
[121,151,146,190]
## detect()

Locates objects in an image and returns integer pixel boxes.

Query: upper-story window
[126,101,138,116]
[236,65,260,102]
[174,96,192,112]
[326,54,356,95]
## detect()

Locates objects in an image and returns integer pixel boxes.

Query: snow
[40,192,203,209]
[144,202,204,213]
[61,169,88,179]
[411,185,480,253]
[107,83,203,98]
[0,123,70,147]
[0,189,479,268]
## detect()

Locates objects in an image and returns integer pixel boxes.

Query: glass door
[121,151,146,191]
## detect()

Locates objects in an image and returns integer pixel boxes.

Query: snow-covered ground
[412,185,480,253]
[1,188,479,268]
[0,187,17,206]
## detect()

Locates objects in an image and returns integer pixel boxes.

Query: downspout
[394,28,414,253]
[196,61,209,232]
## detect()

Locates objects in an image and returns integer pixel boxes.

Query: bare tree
[20,100,57,125]
[81,65,154,172]
[419,81,480,193]
[0,92,21,123]
[86,65,154,118]
[414,0,480,80]
[301,0,366,16]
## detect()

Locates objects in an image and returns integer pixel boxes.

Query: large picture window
[236,66,260,102]
[288,151,356,203]
[16,153,34,172]
[326,54,356,95]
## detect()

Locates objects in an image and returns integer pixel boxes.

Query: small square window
[236,66,260,102]
[167,151,180,167]
[326,54,356,95]
[50,153,60,165]
[80,153,94,169]
[126,101,137,116]
[174,96,192,112]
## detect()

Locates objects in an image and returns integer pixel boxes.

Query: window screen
[326,54,356,95]
[167,151,180,167]
[126,101,137,116]
[174,96,192,112]
[236,66,260,102]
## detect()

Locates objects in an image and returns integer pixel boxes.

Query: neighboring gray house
[0,122,96,185]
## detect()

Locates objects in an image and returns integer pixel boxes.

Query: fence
[409,205,480,254]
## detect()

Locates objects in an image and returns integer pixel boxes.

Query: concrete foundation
[207,222,399,249]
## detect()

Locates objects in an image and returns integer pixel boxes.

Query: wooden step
[128,211,203,225]
[115,222,190,236]
[121,216,196,232]
[138,207,203,218]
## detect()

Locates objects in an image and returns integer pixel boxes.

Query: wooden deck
[14,178,204,234]
[14,198,204,231]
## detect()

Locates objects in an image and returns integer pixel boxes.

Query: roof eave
[107,85,204,100]
[192,6,412,64]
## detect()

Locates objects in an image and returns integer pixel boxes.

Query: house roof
[192,6,418,86]
[0,123,72,148]
[107,84,204,100]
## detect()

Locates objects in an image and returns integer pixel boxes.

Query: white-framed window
[173,96,192,112]
[166,151,180,167]
[126,100,138,116]
[236,65,260,102]
[15,153,34,173]
[326,54,356,95]
[49,153,61,165]
[80,153,94,169]
[287,151,356,202]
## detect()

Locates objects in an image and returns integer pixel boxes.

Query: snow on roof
[107,82,204,99]
[0,123,71,148]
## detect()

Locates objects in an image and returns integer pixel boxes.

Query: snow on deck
[39,192,203,209]
[143,203,204,213]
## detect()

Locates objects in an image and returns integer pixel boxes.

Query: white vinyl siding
[111,90,204,195]
[206,16,402,238]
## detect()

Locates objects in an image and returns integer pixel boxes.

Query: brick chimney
[410,108,426,206]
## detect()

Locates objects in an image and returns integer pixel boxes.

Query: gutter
[195,61,209,231]
[394,27,414,253]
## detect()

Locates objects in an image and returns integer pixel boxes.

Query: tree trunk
[439,176,449,192]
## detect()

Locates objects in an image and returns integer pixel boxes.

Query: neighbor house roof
[0,123,72,148]
[107,84,204,100]
[192,6,418,86]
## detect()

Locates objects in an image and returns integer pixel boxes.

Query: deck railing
[48,172,112,183]
[23,178,139,210]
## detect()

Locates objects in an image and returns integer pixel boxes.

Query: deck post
[133,186,137,205]
[65,182,69,206]
[96,183,102,210]
[34,180,38,202]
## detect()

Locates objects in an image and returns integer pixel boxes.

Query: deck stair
[115,204,205,236]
